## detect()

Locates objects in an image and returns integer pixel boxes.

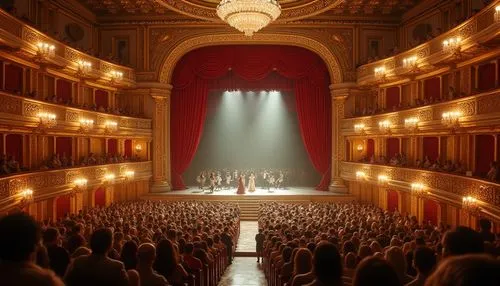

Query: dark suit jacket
[65,254,129,286]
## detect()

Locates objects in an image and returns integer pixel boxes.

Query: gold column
[329,83,356,193]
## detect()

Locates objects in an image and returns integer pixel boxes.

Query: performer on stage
[196,172,203,189]
[225,171,232,189]
[277,171,284,189]
[201,172,206,189]
[236,175,245,194]
[268,175,276,192]
[248,172,256,192]
[216,172,222,191]
[233,169,239,188]
[262,170,269,190]
[208,172,216,193]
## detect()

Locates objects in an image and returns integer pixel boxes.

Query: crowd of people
[195,168,291,191]
[258,202,499,286]
[0,200,240,286]
[0,154,24,175]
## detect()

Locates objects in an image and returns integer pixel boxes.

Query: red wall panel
[4,64,23,93]
[124,139,132,158]
[478,63,496,91]
[423,199,438,225]
[385,87,400,110]
[107,138,118,155]
[55,137,72,157]
[424,77,440,100]
[56,79,72,102]
[6,134,23,165]
[423,137,439,161]
[475,135,494,176]
[95,89,109,108]
[95,187,106,207]
[386,138,400,157]
[56,196,71,219]
[387,190,399,212]
[367,139,375,159]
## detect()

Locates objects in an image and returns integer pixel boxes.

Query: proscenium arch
[158,33,345,85]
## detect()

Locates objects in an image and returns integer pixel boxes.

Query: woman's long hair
[154,239,179,277]
[293,248,313,275]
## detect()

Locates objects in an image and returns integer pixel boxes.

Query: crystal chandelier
[216,0,281,36]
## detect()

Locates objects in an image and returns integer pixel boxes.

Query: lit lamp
[37,112,57,129]
[104,173,115,184]
[105,120,118,133]
[36,42,55,59]
[71,178,88,196]
[110,70,123,82]
[410,183,426,197]
[379,120,391,134]
[442,111,461,129]
[356,144,364,152]
[77,60,92,76]
[442,37,462,56]
[125,170,135,180]
[374,66,386,80]
[135,144,143,154]
[402,56,418,71]
[462,196,480,215]
[354,123,366,134]
[404,117,419,132]
[355,171,366,181]
[378,175,389,186]
[79,118,94,132]
[19,189,34,208]
[495,6,500,22]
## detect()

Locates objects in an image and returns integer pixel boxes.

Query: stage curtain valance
[171,46,332,190]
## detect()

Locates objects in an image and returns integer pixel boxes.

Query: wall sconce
[404,117,419,131]
[442,37,462,56]
[71,178,88,196]
[378,120,391,134]
[110,70,124,81]
[402,56,418,71]
[135,144,143,154]
[410,183,426,197]
[374,66,386,80]
[378,175,389,185]
[79,118,94,132]
[462,196,480,215]
[104,173,115,183]
[19,189,34,208]
[495,6,500,22]
[355,171,367,181]
[125,170,135,180]
[37,112,57,129]
[356,144,364,152]
[36,42,55,59]
[77,60,92,75]
[105,120,118,133]
[442,111,461,129]
[354,123,366,134]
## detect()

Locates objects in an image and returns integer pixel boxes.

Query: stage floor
[143,186,355,202]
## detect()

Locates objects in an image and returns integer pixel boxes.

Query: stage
[143,186,355,202]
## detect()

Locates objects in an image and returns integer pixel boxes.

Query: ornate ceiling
[76,0,421,22]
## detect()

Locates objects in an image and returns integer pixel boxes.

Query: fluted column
[329,83,356,193]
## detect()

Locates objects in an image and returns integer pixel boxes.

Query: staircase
[237,200,261,220]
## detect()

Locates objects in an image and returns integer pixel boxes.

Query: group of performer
[195,168,288,194]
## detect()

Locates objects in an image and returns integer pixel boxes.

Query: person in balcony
[486,161,498,182]
[88,153,97,165]
[448,87,457,101]
[7,155,21,172]
[453,161,466,174]
[50,154,62,169]
[429,159,441,171]
[423,156,432,169]
[60,153,68,168]
[415,159,423,168]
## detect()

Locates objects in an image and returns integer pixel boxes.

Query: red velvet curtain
[423,199,438,225]
[385,87,400,110]
[475,134,494,176]
[95,188,106,207]
[56,137,72,157]
[4,64,23,93]
[95,90,109,108]
[56,196,71,219]
[478,63,496,91]
[367,139,375,159]
[171,46,331,190]
[6,134,23,164]
[386,138,400,157]
[424,77,440,100]
[107,139,118,155]
[387,190,399,212]
[423,137,439,161]
[124,139,132,158]
[56,79,72,102]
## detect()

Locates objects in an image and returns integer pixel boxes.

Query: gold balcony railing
[0,91,152,137]
[342,89,500,135]
[340,161,500,218]
[356,1,500,86]
[0,161,152,211]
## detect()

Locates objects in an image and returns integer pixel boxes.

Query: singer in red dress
[236,175,246,195]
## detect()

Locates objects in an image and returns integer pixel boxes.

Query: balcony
[340,161,500,219]
[342,89,500,136]
[0,161,152,211]
[0,9,135,86]
[0,91,152,137]
[356,2,500,86]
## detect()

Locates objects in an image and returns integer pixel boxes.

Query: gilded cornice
[148,28,354,84]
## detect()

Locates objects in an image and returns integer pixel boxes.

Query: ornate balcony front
[0,91,152,138]
[0,161,152,211]
[342,89,500,136]
[340,161,500,219]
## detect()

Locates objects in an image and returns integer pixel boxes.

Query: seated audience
[137,243,169,286]
[406,247,436,286]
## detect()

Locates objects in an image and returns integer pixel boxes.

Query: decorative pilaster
[329,83,356,193]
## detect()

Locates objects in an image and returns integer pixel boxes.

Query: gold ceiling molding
[155,0,345,22]
[156,32,345,85]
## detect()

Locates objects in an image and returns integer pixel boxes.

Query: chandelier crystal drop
[216,0,282,37]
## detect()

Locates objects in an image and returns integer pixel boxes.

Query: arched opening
[56,195,71,219]
[94,187,106,207]
[423,199,439,225]
[169,45,332,190]
[387,189,399,212]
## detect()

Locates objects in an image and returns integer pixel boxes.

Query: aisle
[218,221,266,286]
